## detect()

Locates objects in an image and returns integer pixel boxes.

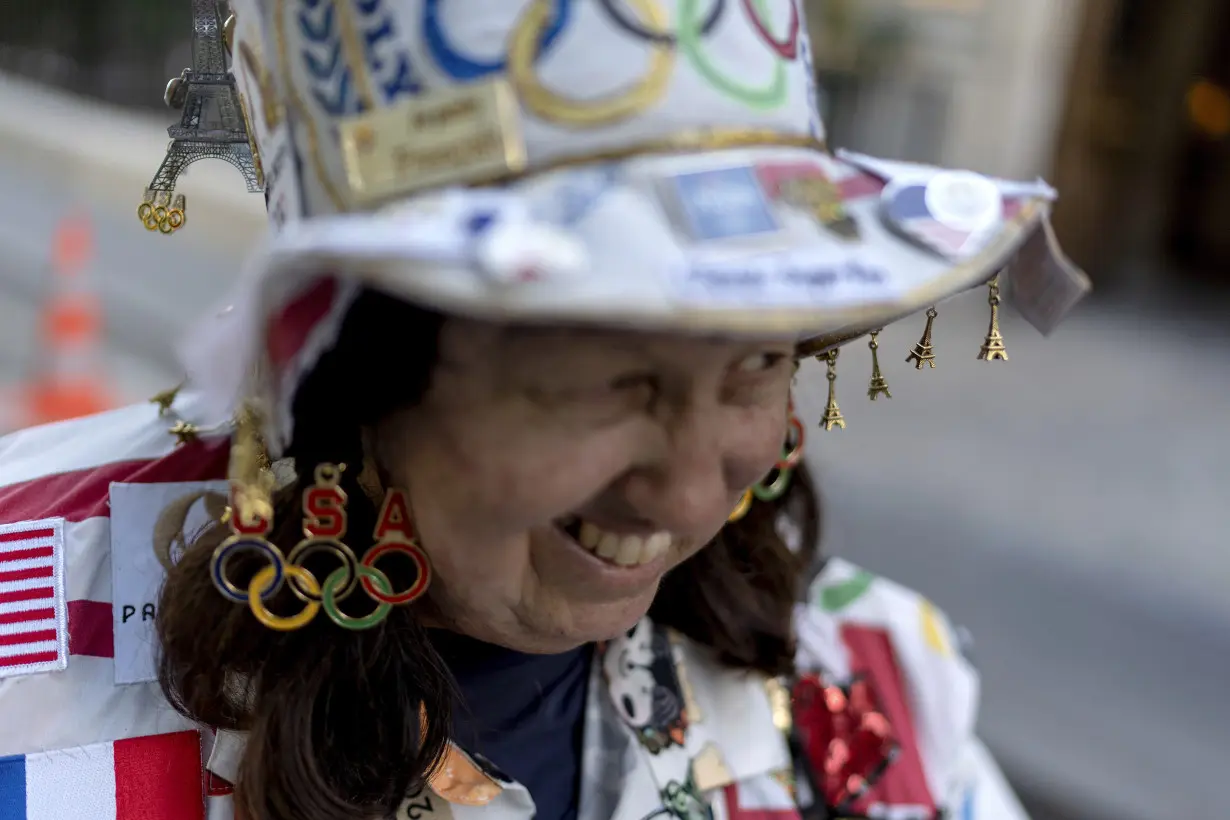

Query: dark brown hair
[157,289,821,820]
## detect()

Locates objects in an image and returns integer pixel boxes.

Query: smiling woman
[158,290,820,818]
[0,2,1085,820]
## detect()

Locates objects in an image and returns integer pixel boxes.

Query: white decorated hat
[150,0,1090,452]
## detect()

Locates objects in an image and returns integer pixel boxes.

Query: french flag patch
[0,519,68,679]
[0,731,204,820]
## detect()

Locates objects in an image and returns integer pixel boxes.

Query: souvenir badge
[882,171,1004,261]
[340,80,528,207]
[0,519,68,680]
[666,166,780,243]
[1006,213,1092,335]
[110,481,228,685]
[602,619,689,754]
[755,161,859,240]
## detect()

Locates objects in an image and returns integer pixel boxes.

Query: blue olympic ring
[422,0,574,80]
[212,537,284,603]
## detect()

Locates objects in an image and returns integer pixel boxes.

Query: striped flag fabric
[0,731,205,820]
[0,519,67,678]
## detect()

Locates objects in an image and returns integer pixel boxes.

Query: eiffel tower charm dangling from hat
[138,0,264,236]
[977,275,1009,361]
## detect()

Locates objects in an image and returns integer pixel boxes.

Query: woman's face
[373,318,796,653]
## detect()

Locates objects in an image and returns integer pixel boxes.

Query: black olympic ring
[598,0,727,45]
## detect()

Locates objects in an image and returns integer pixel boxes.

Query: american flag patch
[0,519,68,679]
[882,178,1003,262]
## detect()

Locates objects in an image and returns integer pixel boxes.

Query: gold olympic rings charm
[137,190,186,234]
[209,465,433,631]
[508,0,675,127]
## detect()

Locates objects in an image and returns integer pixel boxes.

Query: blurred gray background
[1,0,1228,817]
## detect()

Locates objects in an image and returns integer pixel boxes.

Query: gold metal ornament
[906,307,938,370]
[149,383,184,416]
[819,349,846,431]
[866,330,891,400]
[223,13,236,54]
[728,489,754,522]
[778,176,860,240]
[977,275,1009,361]
[168,420,201,446]
[508,0,675,128]
[338,79,528,208]
[229,403,276,532]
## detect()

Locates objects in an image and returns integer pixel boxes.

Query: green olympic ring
[322,563,394,630]
[752,466,793,502]
[677,0,788,110]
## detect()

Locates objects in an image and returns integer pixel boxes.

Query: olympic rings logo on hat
[210,463,431,631]
[420,0,802,118]
[423,0,575,80]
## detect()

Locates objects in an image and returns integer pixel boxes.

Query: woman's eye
[733,352,788,374]
[609,372,659,393]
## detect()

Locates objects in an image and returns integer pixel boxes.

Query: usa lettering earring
[211,462,432,631]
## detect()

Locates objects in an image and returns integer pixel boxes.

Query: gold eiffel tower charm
[866,330,892,400]
[906,308,938,370]
[819,349,846,430]
[977,276,1009,361]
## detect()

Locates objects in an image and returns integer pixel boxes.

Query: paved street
[2,75,1227,820]
[794,298,1230,820]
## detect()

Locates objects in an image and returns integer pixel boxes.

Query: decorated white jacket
[0,393,1028,820]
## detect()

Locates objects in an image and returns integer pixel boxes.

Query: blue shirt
[429,630,593,820]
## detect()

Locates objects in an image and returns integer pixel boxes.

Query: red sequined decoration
[791,673,899,813]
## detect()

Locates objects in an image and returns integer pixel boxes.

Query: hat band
[337,94,829,210]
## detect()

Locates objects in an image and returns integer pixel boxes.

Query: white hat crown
[231,0,825,223]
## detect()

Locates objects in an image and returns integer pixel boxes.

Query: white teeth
[596,532,622,560]
[570,520,673,567]
[644,532,671,561]
[614,537,642,566]
[579,521,601,549]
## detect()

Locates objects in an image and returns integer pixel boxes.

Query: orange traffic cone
[21,214,115,425]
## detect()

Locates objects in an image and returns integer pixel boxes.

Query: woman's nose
[621,409,753,538]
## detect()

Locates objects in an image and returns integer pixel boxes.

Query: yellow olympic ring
[508,0,675,127]
[728,488,753,522]
[248,564,321,631]
[136,197,184,234]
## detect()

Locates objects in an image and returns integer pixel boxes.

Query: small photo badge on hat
[882,170,1005,262]
[1006,214,1092,335]
[665,166,781,243]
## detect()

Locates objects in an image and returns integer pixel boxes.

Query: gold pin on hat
[906,308,938,370]
[977,275,1009,361]
[819,349,846,431]
[866,330,891,400]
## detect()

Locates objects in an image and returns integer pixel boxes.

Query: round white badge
[924,171,1003,232]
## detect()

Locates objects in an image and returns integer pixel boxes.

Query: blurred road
[795,299,1230,820]
[2,75,1228,820]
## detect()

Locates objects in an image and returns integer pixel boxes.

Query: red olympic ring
[741,0,799,59]
[776,414,806,470]
[361,541,432,605]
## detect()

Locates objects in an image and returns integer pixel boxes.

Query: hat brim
[254,144,1045,346]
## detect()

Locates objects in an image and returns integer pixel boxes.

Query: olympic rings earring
[728,407,806,523]
[210,463,432,632]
